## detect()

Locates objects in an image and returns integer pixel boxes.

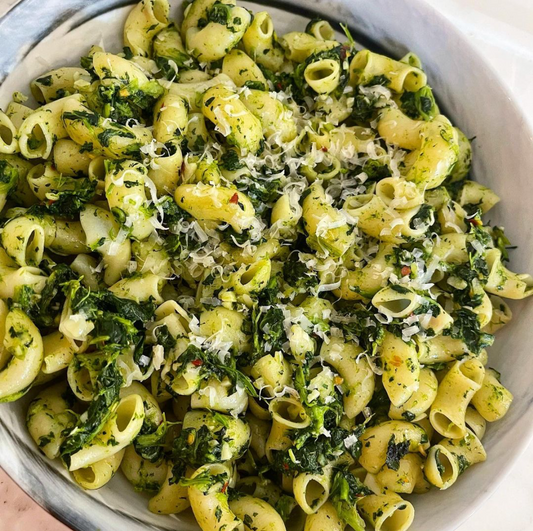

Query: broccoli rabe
[60,358,123,465]
[330,468,371,531]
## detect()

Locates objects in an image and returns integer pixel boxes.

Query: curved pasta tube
[375,176,425,210]
[53,138,92,176]
[188,463,243,531]
[109,273,164,303]
[92,51,150,86]
[192,377,248,415]
[302,182,354,257]
[0,159,22,212]
[148,463,190,514]
[304,59,340,95]
[42,330,85,375]
[68,393,145,471]
[79,204,132,285]
[350,49,426,92]
[251,352,292,397]
[30,67,91,104]
[240,89,297,143]
[404,115,459,190]
[230,495,286,531]
[389,367,438,421]
[229,238,282,267]
[19,94,82,159]
[483,295,512,334]
[26,381,77,459]
[293,469,331,515]
[471,368,513,422]
[431,233,468,265]
[379,332,420,407]
[202,84,263,153]
[6,101,32,129]
[344,195,421,244]
[0,110,18,154]
[245,413,271,460]
[313,94,353,125]
[319,338,374,418]
[183,410,250,462]
[27,162,85,200]
[417,335,481,365]
[181,154,222,185]
[62,98,152,160]
[0,309,43,402]
[153,93,189,143]
[175,183,255,232]
[375,453,424,494]
[271,193,302,238]
[377,107,424,150]
[485,248,533,299]
[304,501,344,531]
[1,213,53,267]
[183,0,251,62]
[72,450,125,490]
[153,23,191,70]
[168,73,236,112]
[449,127,472,182]
[301,152,341,182]
[306,19,335,41]
[266,397,310,462]
[67,352,110,401]
[429,358,485,439]
[458,181,500,214]
[311,125,375,160]
[0,154,37,207]
[358,421,427,474]
[70,254,102,291]
[465,407,487,441]
[0,265,47,299]
[425,431,486,490]
[124,0,170,57]
[357,493,415,531]
[199,307,250,352]
[121,444,167,492]
[279,32,337,63]
[242,12,285,72]
[231,259,272,299]
[372,286,420,319]
[222,49,267,88]
[335,243,395,300]
[147,140,183,195]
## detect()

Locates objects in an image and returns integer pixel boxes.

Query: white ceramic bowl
[0,1,532,530]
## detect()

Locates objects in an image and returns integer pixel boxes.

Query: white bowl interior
[0,1,532,530]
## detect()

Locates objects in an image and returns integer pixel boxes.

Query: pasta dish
[0,0,531,530]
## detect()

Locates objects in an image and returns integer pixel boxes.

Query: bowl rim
[0,0,532,530]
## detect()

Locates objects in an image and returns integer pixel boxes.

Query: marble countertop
[1,0,533,530]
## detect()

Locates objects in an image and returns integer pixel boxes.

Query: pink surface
[0,468,68,531]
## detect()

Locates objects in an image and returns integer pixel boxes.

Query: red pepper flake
[283,463,290,471]
[191,359,203,367]
[229,193,239,204]
[321,146,328,152]
[467,217,482,227]
[47,200,56,206]
[401,266,411,277]
[221,482,229,494]
[340,45,350,61]
[276,82,283,90]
